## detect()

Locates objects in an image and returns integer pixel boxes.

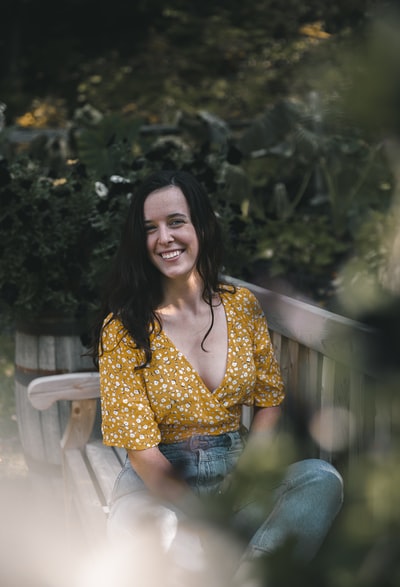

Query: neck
[160,272,207,314]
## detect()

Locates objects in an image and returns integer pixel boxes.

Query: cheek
[146,234,156,254]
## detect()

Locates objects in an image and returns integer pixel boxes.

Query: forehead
[143,186,190,219]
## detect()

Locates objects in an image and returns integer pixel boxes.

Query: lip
[159,249,184,261]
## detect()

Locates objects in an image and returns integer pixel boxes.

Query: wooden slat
[318,357,336,460]
[298,346,319,405]
[287,339,299,395]
[41,403,67,464]
[333,364,350,408]
[32,337,62,464]
[38,335,56,371]
[15,332,45,463]
[241,406,254,430]
[61,399,98,450]
[360,377,378,449]
[37,337,71,464]
[28,372,100,410]
[270,331,282,364]
[320,357,336,410]
[55,335,93,372]
[278,337,291,390]
[85,441,123,506]
[64,449,107,544]
[372,382,393,454]
[348,370,364,463]
[15,379,46,461]
[114,447,127,465]
[15,331,39,370]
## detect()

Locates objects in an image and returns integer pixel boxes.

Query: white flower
[110,175,130,184]
[95,181,108,198]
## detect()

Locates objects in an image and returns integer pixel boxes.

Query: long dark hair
[91,169,232,368]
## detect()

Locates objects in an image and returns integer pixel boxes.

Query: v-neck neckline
[158,293,230,394]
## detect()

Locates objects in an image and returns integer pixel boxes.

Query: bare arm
[128,446,187,500]
[234,406,282,475]
[127,446,202,516]
[249,405,281,436]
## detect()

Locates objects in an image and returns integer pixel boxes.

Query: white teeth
[161,250,181,260]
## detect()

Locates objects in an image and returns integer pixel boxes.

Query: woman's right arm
[127,446,202,516]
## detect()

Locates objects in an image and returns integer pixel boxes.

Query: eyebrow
[144,213,188,224]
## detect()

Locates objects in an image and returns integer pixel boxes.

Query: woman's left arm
[229,406,282,483]
[250,405,281,436]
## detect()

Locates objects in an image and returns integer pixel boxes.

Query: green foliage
[0,116,260,321]
[334,208,400,317]
[0,156,131,319]
[76,114,144,176]
[240,96,393,229]
[3,0,372,124]
[1,88,394,318]
[332,15,400,137]
[233,94,394,296]
[257,214,349,276]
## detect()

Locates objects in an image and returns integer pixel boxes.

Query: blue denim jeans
[108,431,343,563]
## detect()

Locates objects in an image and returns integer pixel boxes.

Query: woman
[92,169,343,585]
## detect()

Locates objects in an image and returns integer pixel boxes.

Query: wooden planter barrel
[14,317,94,473]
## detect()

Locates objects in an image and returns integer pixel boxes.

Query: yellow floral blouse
[99,286,285,450]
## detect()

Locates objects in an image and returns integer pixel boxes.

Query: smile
[160,250,183,260]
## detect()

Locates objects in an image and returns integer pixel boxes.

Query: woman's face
[143,186,200,282]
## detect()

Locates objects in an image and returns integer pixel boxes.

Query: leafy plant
[0,156,131,320]
[230,94,394,298]
[75,113,145,176]
[239,95,393,231]
[255,214,350,298]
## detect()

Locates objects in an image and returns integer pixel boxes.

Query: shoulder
[221,284,259,306]
[221,285,262,317]
[100,314,148,367]
[101,313,133,352]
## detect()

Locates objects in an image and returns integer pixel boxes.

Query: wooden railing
[235,279,385,465]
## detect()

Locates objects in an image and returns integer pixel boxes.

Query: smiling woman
[88,169,342,584]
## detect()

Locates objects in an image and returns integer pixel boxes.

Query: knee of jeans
[108,493,179,551]
[310,459,344,510]
[288,459,343,503]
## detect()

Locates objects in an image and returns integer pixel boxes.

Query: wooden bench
[27,280,384,550]
[27,370,118,548]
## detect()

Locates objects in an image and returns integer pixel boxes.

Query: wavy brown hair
[91,169,233,368]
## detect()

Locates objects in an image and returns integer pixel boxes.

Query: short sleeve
[246,290,285,407]
[99,316,162,450]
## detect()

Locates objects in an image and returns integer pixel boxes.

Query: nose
[158,224,173,245]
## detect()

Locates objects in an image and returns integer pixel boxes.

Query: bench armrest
[28,372,100,410]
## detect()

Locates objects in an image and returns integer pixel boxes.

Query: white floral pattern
[99,287,285,449]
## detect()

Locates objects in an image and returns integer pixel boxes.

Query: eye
[144,224,156,233]
[169,218,185,227]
